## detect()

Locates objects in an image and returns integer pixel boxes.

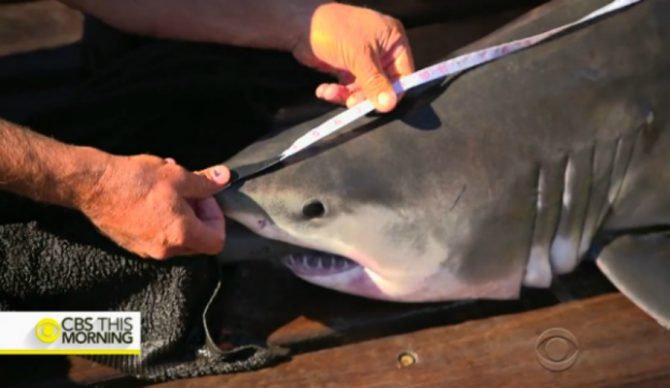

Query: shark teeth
[281,253,359,276]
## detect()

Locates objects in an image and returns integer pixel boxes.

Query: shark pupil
[302,200,326,219]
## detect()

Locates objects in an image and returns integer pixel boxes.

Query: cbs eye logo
[35,318,61,344]
[535,327,579,371]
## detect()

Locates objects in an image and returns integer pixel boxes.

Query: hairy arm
[0,118,106,209]
[60,0,327,52]
[61,0,414,112]
[0,118,229,259]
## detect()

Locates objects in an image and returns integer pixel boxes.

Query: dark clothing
[0,17,328,381]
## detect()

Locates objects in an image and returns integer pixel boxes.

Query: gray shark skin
[218,0,670,323]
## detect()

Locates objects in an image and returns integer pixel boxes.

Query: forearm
[0,118,109,209]
[61,0,330,51]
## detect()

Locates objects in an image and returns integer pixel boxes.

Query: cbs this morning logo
[34,315,135,345]
[0,312,141,355]
[35,318,61,344]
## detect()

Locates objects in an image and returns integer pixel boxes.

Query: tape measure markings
[225,0,641,184]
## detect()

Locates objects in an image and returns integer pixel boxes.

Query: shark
[217,0,670,327]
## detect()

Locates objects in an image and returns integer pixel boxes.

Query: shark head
[218,92,530,302]
[220,153,448,301]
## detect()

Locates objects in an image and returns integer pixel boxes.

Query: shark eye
[302,199,326,219]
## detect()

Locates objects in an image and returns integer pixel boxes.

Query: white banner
[0,312,141,355]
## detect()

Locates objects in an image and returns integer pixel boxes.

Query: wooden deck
[4,289,669,387]
[2,261,669,386]
[158,292,670,388]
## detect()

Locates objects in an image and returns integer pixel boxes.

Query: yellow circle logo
[35,318,61,344]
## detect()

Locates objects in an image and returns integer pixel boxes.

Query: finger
[179,165,230,199]
[383,21,415,77]
[177,172,221,200]
[380,43,413,104]
[197,164,230,185]
[315,84,327,99]
[346,92,366,108]
[183,213,226,255]
[383,52,414,81]
[192,197,225,231]
[337,72,356,86]
[352,46,397,112]
[315,83,350,105]
[390,43,415,77]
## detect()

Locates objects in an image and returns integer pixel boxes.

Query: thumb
[198,164,231,186]
[181,165,230,199]
[353,48,397,112]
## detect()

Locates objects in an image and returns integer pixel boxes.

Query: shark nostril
[302,200,326,219]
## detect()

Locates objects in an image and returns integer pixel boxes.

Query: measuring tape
[229,0,642,183]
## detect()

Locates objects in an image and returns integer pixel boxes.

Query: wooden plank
[10,263,606,386]
[156,292,670,387]
[0,0,82,58]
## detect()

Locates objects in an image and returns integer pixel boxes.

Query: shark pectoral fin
[596,232,670,329]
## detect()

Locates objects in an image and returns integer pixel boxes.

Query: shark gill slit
[550,140,620,275]
[594,139,619,236]
[601,136,626,223]
[523,156,566,288]
[542,125,642,280]
[608,126,644,215]
[577,139,617,257]
[551,154,571,274]
[522,165,551,288]
[573,143,598,265]
[549,150,590,275]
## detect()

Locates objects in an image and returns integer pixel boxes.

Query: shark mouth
[280,251,360,277]
[278,249,396,301]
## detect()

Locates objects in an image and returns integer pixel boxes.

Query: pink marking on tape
[419,69,431,81]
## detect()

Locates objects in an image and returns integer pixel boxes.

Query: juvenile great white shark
[217,0,670,326]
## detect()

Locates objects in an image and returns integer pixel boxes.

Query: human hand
[78,154,230,260]
[291,3,415,112]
